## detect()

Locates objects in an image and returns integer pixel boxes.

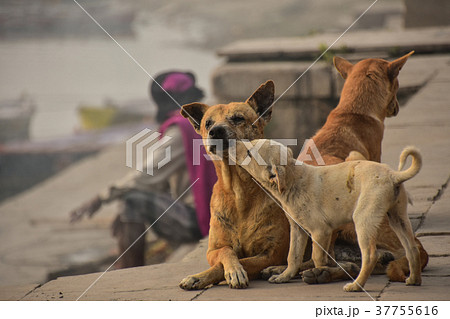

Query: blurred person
[70,71,217,268]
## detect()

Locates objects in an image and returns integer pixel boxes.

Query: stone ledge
[218,27,450,62]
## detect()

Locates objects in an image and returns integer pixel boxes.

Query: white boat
[0,94,35,144]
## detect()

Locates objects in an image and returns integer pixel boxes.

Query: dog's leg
[239,254,286,280]
[386,238,428,282]
[343,204,380,292]
[311,229,333,267]
[268,220,308,283]
[210,246,250,289]
[302,262,361,284]
[261,265,287,279]
[343,237,377,292]
[179,263,225,290]
[386,191,421,286]
[180,246,249,290]
[262,238,313,279]
[345,151,367,161]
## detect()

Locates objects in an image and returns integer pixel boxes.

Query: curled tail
[392,146,422,184]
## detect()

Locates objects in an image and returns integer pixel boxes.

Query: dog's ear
[270,164,286,194]
[246,80,275,123]
[333,56,353,79]
[180,102,209,132]
[388,51,414,81]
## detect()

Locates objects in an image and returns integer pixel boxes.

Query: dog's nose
[209,125,227,139]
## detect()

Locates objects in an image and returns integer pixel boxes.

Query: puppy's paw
[261,265,287,280]
[343,282,363,292]
[225,266,249,289]
[302,268,332,284]
[179,275,207,290]
[405,276,421,286]
[268,273,292,284]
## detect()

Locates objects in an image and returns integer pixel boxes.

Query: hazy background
[0,0,402,140]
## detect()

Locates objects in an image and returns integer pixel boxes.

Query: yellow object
[78,105,117,130]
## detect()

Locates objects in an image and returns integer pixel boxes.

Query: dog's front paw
[302,268,332,284]
[268,271,295,284]
[261,265,287,280]
[179,275,207,290]
[405,276,421,286]
[224,266,249,289]
[343,282,363,292]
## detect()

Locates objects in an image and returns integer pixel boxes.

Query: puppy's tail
[392,146,422,184]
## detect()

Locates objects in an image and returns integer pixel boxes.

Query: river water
[0,19,220,140]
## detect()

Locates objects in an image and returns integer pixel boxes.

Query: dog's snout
[209,125,227,139]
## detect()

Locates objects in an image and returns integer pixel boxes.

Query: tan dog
[265,52,428,283]
[233,139,422,292]
[178,81,290,290]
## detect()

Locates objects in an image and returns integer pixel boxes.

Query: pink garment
[159,113,217,236]
[161,73,194,93]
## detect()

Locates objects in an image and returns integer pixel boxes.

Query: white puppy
[231,139,422,292]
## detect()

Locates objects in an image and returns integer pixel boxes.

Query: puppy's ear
[246,80,275,123]
[388,51,414,81]
[180,102,209,133]
[271,165,286,194]
[333,56,353,79]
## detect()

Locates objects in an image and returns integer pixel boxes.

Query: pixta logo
[126,129,172,176]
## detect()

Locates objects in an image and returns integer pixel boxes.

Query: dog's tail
[391,146,422,184]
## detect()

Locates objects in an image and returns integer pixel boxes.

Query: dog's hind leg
[343,199,381,292]
[343,234,378,292]
[345,151,367,161]
[302,262,360,284]
[386,190,421,286]
[387,238,428,282]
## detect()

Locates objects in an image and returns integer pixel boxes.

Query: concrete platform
[0,143,129,287]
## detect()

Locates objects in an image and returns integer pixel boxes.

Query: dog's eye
[230,115,245,125]
[205,119,213,130]
[267,166,275,179]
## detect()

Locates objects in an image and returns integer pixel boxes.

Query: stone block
[380,276,450,300]
[422,256,450,277]
[418,236,450,256]
[417,194,450,235]
[212,61,335,102]
[264,99,335,156]
[404,0,450,28]
[309,64,333,98]
[212,62,310,101]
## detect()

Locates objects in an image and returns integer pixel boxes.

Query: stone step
[218,27,450,62]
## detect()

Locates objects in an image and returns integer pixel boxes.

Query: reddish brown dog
[179,81,290,289]
[296,51,429,283]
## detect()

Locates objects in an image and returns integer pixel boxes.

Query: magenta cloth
[161,73,194,93]
[159,113,217,237]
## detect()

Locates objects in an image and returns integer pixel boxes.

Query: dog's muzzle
[207,125,234,154]
[387,97,399,117]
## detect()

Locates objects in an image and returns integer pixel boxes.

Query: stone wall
[212,61,342,155]
[404,0,450,28]
[210,27,450,155]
